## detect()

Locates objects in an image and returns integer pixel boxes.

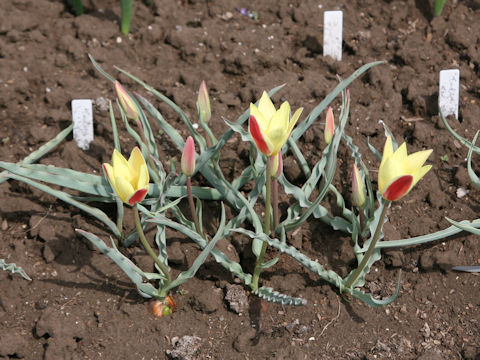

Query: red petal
[249,115,271,155]
[383,175,413,201]
[128,188,148,205]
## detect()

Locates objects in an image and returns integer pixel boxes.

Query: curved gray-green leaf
[0,259,32,281]
[254,286,307,306]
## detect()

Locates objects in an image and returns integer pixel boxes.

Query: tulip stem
[272,178,280,233]
[133,205,171,284]
[251,156,273,291]
[187,177,203,237]
[359,209,365,237]
[344,200,390,290]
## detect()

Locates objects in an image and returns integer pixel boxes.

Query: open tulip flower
[103,147,150,205]
[249,91,303,156]
[378,136,432,201]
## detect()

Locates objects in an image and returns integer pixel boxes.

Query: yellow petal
[112,149,131,183]
[404,149,433,174]
[411,164,432,188]
[103,163,115,187]
[114,176,135,203]
[137,163,150,190]
[380,136,394,170]
[257,91,276,121]
[288,107,303,134]
[390,142,408,164]
[378,156,404,194]
[250,103,268,131]
[267,101,290,136]
[128,147,146,187]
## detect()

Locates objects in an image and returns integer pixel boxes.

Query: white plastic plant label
[72,99,94,150]
[323,10,343,61]
[439,69,460,119]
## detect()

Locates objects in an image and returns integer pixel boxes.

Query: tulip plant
[439,111,480,272]
[67,0,138,35]
[1,57,466,310]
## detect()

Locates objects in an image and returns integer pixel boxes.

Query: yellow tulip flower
[249,91,303,156]
[378,136,432,201]
[103,147,149,205]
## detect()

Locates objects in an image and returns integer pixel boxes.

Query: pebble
[1,219,8,231]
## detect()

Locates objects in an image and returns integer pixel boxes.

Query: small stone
[42,243,56,263]
[233,328,256,353]
[166,335,202,360]
[1,218,7,231]
[224,284,249,314]
[190,287,222,314]
[456,187,468,198]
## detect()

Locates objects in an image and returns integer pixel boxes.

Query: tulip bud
[197,80,211,124]
[352,163,366,209]
[271,151,283,179]
[181,136,196,177]
[324,106,335,145]
[114,81,139,122]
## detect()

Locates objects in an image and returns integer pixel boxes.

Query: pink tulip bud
[197,80,211,124]
[324,106,335,145]
[271,151,283,179]
[181,136,196,177]
[352,163,366,209]
[114,81,139,122]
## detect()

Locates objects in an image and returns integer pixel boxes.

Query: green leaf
[349,270,402,307]
[76,230,159,298]
[88,54,116,83]
[253,287,307,306]
[0,124,73,185]
[290,61,385,143]
[145,208,253,285]
[0,259,31,281]
[373,218,480,249]
[163,206,224,292]
[446,217,480,236]
[232,228,345,291]
[6,173,121,239]
[114,66,208,152]
[467,131,480,190]
[109,101,121,151]
[439,108,480,154]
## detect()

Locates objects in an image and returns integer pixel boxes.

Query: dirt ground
[0,0,479,359]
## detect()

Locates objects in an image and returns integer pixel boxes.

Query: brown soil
[1,0,480,359]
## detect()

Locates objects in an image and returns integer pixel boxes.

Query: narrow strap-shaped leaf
[114,66,207,152]
[346,194,386,287]
[163,204,225,292]
[349,270,402,307]
[88,54,116,82]
[144,209,252,285]
[232,228,345,291]
[452,266,480,273]
[76,230,159,298]
[0,161,112,197]
[7,173,121,238]
[282,88,350,232]
[109,101,121,151]
[0,259,31,281]
[135,93,185,149]
[467,131,480,190]
[0,124,73,185]
[117,102,161,185]
[290,61,385,143]
[439,108,480,154]
[286,137,311,178]
[373,218,480,249]
[254,286,307,306]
